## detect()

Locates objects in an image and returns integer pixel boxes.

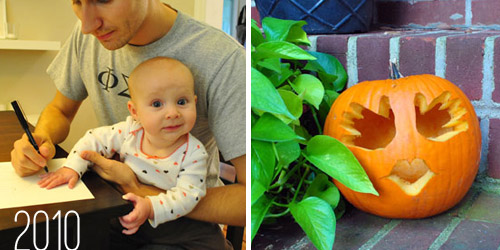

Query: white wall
[164,0,224,29]
[0,0,86,151]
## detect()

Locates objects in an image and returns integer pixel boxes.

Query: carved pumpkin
[323,66,481,218]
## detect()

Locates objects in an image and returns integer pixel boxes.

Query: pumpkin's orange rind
[324,74,481,219]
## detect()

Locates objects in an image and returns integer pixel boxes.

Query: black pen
[11,100,49,173]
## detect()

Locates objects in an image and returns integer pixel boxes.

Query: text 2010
[14,210,80,250]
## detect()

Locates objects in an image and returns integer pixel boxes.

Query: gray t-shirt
[47,12,246,187]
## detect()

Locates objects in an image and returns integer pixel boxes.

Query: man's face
[71,0,148,50]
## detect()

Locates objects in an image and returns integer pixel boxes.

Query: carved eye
[414,92,468,141]
[341,96,396,150]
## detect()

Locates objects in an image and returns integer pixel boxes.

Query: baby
[38,57,207,233]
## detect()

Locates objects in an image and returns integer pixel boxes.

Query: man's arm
[11,90,82,176]
[35,90,82,144]
[85,152,246,226]
[186,154,246,226]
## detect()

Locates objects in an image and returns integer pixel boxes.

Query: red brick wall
[375,0,500,29]
[251,0,500,180]
[316,30,500,179]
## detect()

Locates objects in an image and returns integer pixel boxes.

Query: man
[11,0,245,247]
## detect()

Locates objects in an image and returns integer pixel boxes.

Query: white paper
[0,158,95,209]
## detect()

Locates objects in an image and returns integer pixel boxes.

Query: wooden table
[0,111,132,249]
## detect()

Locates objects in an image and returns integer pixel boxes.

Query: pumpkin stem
[390,60,403,79]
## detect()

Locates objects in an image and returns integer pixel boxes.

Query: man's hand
[38,167,79,189]
[11,133,56,177]
[80,150,138,188]
[119,193,154,235]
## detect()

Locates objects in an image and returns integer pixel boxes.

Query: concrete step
[375,0,500,30]
[252,0,500,31]
[252,188,500,249]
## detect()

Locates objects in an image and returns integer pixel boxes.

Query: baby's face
[128,61,197,145]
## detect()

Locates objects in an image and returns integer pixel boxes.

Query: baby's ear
[127,100,139,121]
[194,95,198,104]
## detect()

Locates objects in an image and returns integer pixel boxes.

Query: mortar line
[465,0,472,27]
[389,36,400,66]
[347,36,358,87]
[428,217,462,250]
[308,35,318,52]
[477,35,500,174]
[481,36,500,103]
[358,219,401,250]
[479,118,490,174]
[472,102,500,117]
[435,36,447,78]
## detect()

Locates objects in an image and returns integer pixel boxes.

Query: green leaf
[275,89,303,124]
[275,140,301,166]
[251,112,259,127]
[304,135,379,195]
[290,74,325,109]
[304,174,340,208]
[268,63,294,87]
[262,17,310,45]
[252,113,304,142]
[294,125,312,145]
[251,195,274,241]
[318,90,340,125]
[251,140,275,188]
[251,181,267,206]
[251,67,295,119]
[290,197,335,250]
[286,22,311,46]
[305,51,347,91]
[251,140,275,205]
[256,41,317,61]
[335,198,346,220]
[251,19,265,47]
[257,58,282,73]
[323,90,340,108]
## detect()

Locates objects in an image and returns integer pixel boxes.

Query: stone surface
[440,220,500,249]
[398,32,440,76]
[316,34,351,68]
[252,216,308,249]
[488,119,500,179]
[493,38,500,104]
[466,192,500,224]
[251,6,261,26]
[252,190,500,250]
[444,32,488,101]
[371,215,453,250]
[334,206,392,249]
[471,0,500,26]
[376,0,466,27]
[356,33,394,82]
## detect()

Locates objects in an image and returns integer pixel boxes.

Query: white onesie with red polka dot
[63,116,207,227]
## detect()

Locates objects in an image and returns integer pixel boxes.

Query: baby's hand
[38,167,79,189]
[119,193,153,235]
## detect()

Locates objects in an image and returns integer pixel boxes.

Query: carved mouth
[386,158,435,196]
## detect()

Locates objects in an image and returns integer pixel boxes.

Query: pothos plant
[251,17,379,250]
